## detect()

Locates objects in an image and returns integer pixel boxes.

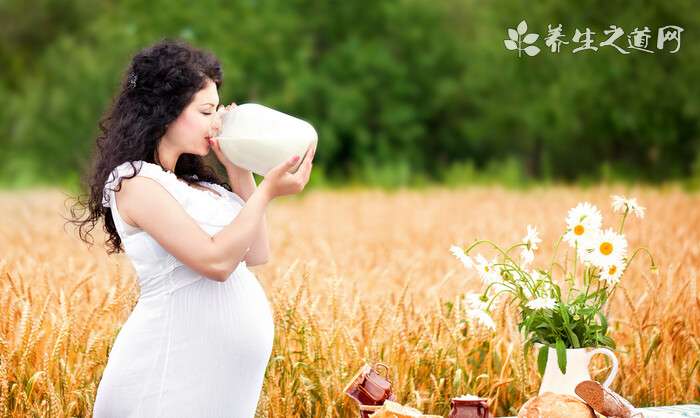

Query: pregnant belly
[95,272,276,416]
[169,271,274,356]
[159,273,275,398]
[114,269,274,365]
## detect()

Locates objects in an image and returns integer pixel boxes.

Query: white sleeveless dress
[93,160,275,418]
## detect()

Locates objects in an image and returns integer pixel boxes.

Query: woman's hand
[208,103,249,173]
[260,142,316,199]
[209,136,247,173]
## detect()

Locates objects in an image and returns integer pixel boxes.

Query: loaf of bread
[576,380,639,418]
[367,400,441,418]
[368,400,422,418]
[517,392,596,418]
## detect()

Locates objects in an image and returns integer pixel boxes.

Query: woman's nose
[210,112,224,137]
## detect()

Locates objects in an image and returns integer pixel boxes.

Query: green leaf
[566,326,580,348]
[445,301,454,315]
[537,345,549,376]
[524,339,533,358]
[536,322,551,330]
[559,303,569,325]
[599,335,616,349]
[555,339,567,374]
[553,284,562,300]
[598,311,608,334]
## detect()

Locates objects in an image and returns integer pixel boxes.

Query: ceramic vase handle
[587,347,619,387]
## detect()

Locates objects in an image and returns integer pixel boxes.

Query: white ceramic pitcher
[215,103,318,176]
[538,346,619,401]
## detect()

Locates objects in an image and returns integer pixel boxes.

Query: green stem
[549,234,564,277]
[465,240,527,273]
[618,207,629,234]
[550,262,567,276]
[592,280,605,311]
[604,282,616,318]
[485,288,515,311]
[625,246,657,272]
[573,240,579,287]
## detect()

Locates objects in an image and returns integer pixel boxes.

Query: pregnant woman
[71,39,314,417]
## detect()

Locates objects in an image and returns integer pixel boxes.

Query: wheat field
[1,185,699,417]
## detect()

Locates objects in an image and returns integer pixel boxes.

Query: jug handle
[587,347,618,388]
[373,363,390,379]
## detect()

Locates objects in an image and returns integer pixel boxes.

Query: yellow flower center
[600,242,613,255]
[574,224,585,235]
[608,265,617,275]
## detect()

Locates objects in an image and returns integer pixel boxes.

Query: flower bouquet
[450,196,656,395]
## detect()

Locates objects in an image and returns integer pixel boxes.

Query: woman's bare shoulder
[115,174,182,229]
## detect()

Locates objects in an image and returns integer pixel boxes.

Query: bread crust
[575,380,641,418]
[517,392,597,418]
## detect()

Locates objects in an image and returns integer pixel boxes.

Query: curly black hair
[65,38,231,255]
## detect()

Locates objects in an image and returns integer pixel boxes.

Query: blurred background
[1,0,699,191]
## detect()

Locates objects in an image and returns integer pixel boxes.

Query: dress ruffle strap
[102,161,190,208]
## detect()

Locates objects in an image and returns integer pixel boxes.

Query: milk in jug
[214,103,318,176]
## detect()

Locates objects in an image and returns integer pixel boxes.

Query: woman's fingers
[283,155,301,173]
[215,102,236,118]
[296,144,315,183]
[306,143,316,168]
[209,137,220,153]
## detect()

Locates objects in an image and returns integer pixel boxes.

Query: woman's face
[162,78,221,156]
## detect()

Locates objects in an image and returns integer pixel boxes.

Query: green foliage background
[2,0,699,189]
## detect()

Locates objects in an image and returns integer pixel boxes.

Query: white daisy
[526,296,557,310]
[586,228,628,268]
[577,245,595,264]
[466,308,496,331]
[611,195,626,212]
[611,195,645,219]
[520,248,535,266]
[522,225,542,251]
[627,198,645,219]
[598,260,624,284]
[475,254,501,285]
[463,292,488,311]
[564,202,602,249]
[450,245,474,269]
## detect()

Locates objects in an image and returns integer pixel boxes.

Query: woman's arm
[117,175,272,282]
[227,165,270,266]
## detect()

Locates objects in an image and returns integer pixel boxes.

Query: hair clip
[127,72,138,89]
